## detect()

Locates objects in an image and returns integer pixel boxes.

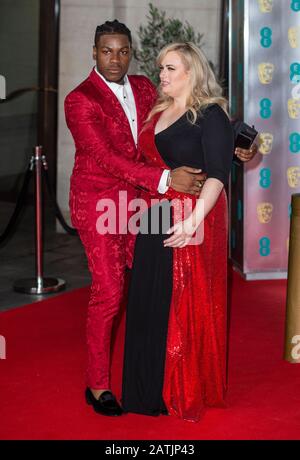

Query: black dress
[122,104,233,416]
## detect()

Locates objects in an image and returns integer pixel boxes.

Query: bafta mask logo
[258,63,275,84]
[288,98,300,119]
[257,202,273,223]
[288,27,300,48]
[287,167,300,188]
[258,0,273,12]
[258,132,273,154]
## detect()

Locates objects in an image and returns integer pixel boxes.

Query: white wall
[57,0,221,224]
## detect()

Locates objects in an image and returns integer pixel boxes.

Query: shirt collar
[94,66,129,96]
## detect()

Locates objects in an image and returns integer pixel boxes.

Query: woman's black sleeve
[201,105,234,186]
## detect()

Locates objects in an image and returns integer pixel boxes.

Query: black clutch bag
[232,120,258,149]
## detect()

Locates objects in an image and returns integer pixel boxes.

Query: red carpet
[0,270,299,440]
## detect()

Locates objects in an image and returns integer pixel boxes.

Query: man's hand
[170,166,207,195]
[235,142,258,162]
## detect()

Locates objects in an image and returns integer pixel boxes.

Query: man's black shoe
[85,388,124,416]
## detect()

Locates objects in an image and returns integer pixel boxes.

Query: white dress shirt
[94,67,170,193]
[96,67,137,145]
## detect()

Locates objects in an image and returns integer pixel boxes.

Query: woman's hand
[235,142,258,162]
[164,217,198,248]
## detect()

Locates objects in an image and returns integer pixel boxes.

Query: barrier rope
[41,157,77,236]
[0,151,78,245]
[0,160,33,245]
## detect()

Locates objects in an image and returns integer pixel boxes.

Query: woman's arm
[163,178,223,248]
[164,105,234,248]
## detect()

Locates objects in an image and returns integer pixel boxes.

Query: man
[65,20,256,417]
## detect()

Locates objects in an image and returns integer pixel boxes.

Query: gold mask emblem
[288,27,300,48]
[287,167,300,188]
[288,98,300,119]
[258,0,273,13]
[258,63,275,84]
[257,202,273,223]
[258,132,273,155]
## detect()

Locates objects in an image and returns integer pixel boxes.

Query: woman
[122,42,234,422]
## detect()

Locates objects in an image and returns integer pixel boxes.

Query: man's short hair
[94,20,132,47]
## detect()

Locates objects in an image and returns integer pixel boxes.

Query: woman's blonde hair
[146,42,228,124]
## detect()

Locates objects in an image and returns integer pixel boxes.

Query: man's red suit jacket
[65,68,163,206]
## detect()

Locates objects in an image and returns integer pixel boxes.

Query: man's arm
[65,91,203,195]
[65,91,163,193]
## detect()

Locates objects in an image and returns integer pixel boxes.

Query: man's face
[93,33,132,83]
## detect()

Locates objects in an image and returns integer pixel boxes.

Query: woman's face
[159,51,191,99]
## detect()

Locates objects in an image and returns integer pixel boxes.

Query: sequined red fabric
[65,70,160,388]
[139,116,228,422]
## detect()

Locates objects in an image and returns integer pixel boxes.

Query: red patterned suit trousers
[70,187,136,389]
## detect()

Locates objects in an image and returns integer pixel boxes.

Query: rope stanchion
[13,146,66,294]
[41,157,78,236]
